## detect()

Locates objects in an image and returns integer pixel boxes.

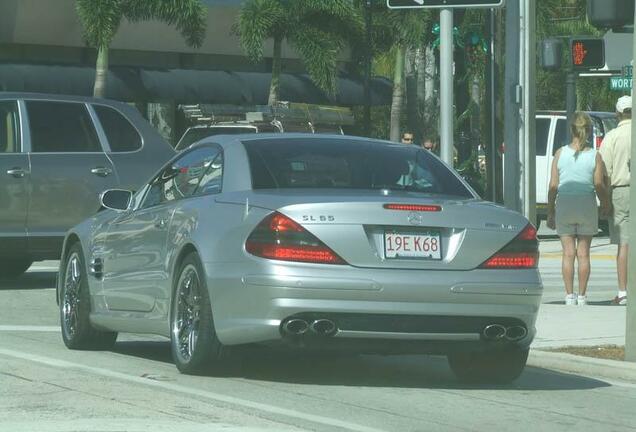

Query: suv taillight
[245,212,345,265]
[479,224,538,269]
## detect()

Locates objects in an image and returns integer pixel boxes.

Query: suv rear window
[243,138,473,198]
[27,101,101,153]
[94,105,142,152]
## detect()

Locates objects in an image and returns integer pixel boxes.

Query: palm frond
[291,26,343,95]
[122,0,207,47]
[76,0,123,48]
[236,0,285,62]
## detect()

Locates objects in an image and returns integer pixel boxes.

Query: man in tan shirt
[599,95,631,305]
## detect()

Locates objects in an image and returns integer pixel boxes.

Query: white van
[535,111,617,227]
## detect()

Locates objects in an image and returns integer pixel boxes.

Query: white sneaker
[565,294,577,306]
[577,295,587,306]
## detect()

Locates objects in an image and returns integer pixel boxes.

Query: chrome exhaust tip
[505,325,527,341]
[309,319,337,336]
[482,324,507,340]
[282,319,309,336]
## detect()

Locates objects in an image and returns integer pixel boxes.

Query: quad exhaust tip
[483,324,507,340]
[505,325,527,341]
[282,318,309,335]
[482,324,527,341]
[281,318,337,337]
[309,319,337,336]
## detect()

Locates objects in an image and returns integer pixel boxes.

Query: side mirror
[100,189,133,212]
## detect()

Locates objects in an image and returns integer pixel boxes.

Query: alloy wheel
[172,264,202,363]
[62,252,82,340]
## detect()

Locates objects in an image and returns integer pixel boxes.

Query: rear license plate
[384,230,442,260]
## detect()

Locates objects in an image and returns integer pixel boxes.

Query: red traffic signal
[570,38,605,70]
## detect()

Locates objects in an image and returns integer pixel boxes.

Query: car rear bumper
[204,260,542,353]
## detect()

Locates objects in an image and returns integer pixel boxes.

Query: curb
[528,349,636,383]
[540,253,615,260]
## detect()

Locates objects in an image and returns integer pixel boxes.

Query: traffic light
[570,38,605,70]
[587,0,634,29]
[540,38,562,71]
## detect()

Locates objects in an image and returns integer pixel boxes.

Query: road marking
[0,348,386,432]
[0,325,59,332]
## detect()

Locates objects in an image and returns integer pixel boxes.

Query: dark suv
[0,93,175,278]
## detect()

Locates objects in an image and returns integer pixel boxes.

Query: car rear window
[93,105,142,152]
[243,138,473,198]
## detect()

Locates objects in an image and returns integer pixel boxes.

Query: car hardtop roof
[198,132,405,148]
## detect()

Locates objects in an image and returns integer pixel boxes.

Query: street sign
[387,0,504,9]
[610,77,632,90]
[570,38,605,70]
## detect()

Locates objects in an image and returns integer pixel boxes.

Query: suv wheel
[447,348,529,384]
[0,258,33,279]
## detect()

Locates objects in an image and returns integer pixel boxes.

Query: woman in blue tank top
[547,112,611,306]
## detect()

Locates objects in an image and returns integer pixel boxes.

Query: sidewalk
[528,234,635,381]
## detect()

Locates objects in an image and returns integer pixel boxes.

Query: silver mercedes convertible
[57,134,542,383]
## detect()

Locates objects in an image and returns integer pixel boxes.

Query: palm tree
[372,7,431,142]
[76,0,207,98]
[236,0,362,106]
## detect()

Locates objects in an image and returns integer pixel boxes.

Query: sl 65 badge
[302,215,335,222]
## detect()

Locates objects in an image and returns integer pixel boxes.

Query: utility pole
[627,5,636,362]
[485,8,497,202]
[363,0,373,136]
[439,8,454,166]
[503,0,520,212]
[520,0,536,224]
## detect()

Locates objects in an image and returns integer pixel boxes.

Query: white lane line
[0,325,59,332]
[0,420,291,432]
[0,348,386,432]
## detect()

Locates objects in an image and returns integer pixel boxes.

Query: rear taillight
[245,212,346,265]
[479,224,538,269]
[595,136,603,149]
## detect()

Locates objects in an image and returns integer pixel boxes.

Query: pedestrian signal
[570,38,605,70]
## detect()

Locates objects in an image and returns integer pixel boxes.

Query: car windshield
[243,138,473,198]
[177,126,256,150]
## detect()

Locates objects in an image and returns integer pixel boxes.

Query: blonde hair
[570,111,592,153]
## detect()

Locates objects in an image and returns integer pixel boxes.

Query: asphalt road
[2,258,636,432]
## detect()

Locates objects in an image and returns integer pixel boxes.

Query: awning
[0,63,391,106]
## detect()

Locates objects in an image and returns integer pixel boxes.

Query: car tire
[60,243,117,350]
[447,348,529,384]
[170,252,228,375]
[0,258,33,279]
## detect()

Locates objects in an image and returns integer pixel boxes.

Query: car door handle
[154,218,167,229]
[91,166,113,177]
[6,168,29,178]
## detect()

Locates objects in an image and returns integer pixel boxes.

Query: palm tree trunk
[268,36,282,106]
[93,44,109,98]
[390,46,406,142]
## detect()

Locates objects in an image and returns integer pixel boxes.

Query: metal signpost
[387,0,505,166]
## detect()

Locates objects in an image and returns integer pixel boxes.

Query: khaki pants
[609,186,630,245]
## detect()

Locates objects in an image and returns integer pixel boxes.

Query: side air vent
[89,258,104,279]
